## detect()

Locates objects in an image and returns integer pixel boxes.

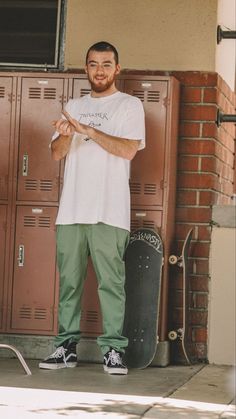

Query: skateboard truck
[168,328,183,341]
[169,254,183,267]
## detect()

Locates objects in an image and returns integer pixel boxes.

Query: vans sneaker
[39,340,77,370]
[103,348,128,375]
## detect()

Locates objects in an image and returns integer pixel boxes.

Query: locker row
[0,72,179,338]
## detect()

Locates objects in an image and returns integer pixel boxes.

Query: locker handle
[22,154,28,176]
[135,212,147,217]
[17,245,24,267]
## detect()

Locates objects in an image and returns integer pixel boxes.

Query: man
[39,41,145,375]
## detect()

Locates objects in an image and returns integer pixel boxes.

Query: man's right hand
[52,118,75,137]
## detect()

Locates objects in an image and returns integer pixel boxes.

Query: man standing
[39,41,145,375]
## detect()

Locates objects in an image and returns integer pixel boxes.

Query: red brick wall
[169,71,236,362]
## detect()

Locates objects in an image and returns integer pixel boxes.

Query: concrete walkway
[0,359,235,418]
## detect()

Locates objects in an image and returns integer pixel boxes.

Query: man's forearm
[88,127,140,161]
[51,134,73,161]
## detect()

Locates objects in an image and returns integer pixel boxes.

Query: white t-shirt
[54,91,145,231]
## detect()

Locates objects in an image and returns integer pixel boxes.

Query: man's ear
[85,66,88,74]
[115,64,121,75]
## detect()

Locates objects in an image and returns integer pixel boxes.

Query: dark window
[0,0,64,68]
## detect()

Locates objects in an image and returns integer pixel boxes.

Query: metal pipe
[217,25,236,44]
[216,109,236,127]
[0,344,32,375]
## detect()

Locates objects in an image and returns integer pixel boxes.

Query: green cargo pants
[55,223,129,355]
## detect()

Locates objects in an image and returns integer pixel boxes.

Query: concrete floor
[0,358,235,418]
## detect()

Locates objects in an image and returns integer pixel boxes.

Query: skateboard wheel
[169,255,178,265]
[168,330,178,340]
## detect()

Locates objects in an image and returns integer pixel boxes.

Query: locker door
[72,78,91,98]
[17,78,64,202]
[131,208,162,232]
[11,206,58,333]
[0,205,7,329]
[124,79,168,207]
[0,77,13,200]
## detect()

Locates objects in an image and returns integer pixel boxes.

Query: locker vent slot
[147,91,160,102]
[19,306,31,319]
[130,182,141,194]
[25,179,37,190]
[24,215,36,227]
[80,88,91,97]
[34,308,47,320]
[0,86,5,98]
[40,180,53,191]
[29,88,41,99]
[44,88,57,100]
[132,90,144,101]
[143,221,156,229]
[144,184,157,195]
[38,216,51,228]
[131,220,140,231]
[81,310,98,323]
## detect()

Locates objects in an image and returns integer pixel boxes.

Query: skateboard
[168,228,193,364]
[122,228,163,369]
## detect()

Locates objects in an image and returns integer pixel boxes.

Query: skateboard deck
[123,228,163,369]
[168,228,193,364]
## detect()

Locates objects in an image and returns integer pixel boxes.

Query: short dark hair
[85,41,119,65]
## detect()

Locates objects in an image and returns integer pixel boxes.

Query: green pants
[55,223,129,355]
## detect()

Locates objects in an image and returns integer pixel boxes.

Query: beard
[88,75,116,93]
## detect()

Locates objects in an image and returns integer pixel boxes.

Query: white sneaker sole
[103,365,128,375]
[39,362,77,370]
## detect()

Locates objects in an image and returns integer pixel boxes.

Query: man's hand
[52,117,75,137]
[60,110,91,137]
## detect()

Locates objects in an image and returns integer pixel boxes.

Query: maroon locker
[0,77,13,200]
[17,77,64,202]
[10,205,58,333]
[72,78,91,98]
[0,205,7,329]
[124,79,168,208]
[131,209,162,232]
[123,75,180,343]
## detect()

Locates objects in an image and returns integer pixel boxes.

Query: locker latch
[22,154,28,176]
[18,245,24,267]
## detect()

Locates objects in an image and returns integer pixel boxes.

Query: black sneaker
[39,340,77,370]
[103,348,128,375]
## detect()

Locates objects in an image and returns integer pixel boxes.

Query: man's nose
[96,64,104,72]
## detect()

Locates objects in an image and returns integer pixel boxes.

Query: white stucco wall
[208,225,236,365]
[64,0,217,71]
[216,0,236,91]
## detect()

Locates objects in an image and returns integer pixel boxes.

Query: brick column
[169,71,235,362]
